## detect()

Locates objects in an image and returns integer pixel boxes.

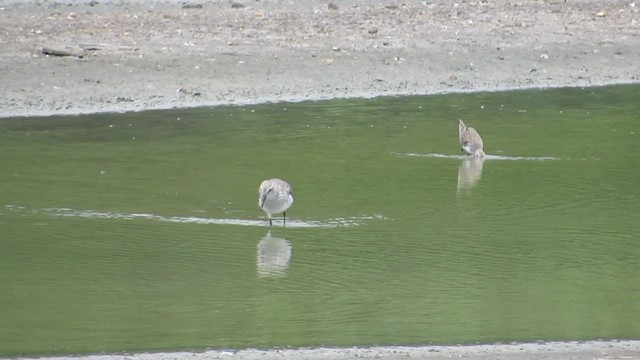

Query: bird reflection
[457,157,485,193]
[257,231,292,278]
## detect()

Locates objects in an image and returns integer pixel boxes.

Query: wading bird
[258,178,294,227]
[458,119,485,158]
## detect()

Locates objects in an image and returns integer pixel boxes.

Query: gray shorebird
[458,119,485,158]
[258,178,294,227]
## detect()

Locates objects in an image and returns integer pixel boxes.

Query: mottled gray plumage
[258,178,294,227]
[458,119,485,158]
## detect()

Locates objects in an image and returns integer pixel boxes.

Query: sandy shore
[5,341,640,360]
[0,0,639,118]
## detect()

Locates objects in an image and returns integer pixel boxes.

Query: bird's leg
[269,218,273,227]
[283,211,286,228]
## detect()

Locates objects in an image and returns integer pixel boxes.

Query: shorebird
[458,119,485,158]
[258,178,294,227]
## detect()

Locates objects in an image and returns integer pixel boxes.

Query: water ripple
[394,152,560,161]
[3,205,382,228]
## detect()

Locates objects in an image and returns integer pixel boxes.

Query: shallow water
[1,85,639,356]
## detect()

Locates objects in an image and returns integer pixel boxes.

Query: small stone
[540,53,549,59]
[328,2,338,10]
[182,2,203,9]
[231,2,244,8]
[595,11,606,16]
[368,27,378,34]
[449,74,458,80]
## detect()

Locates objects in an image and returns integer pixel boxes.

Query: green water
[1,85,639,356]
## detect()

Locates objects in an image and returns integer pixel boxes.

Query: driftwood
[41,45,85,58]
[41,43,139,58]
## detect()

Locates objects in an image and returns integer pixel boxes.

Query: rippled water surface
[1,85,639,356]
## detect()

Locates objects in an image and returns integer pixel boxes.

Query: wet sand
[1,0,639,359]
[0,0,639,118]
